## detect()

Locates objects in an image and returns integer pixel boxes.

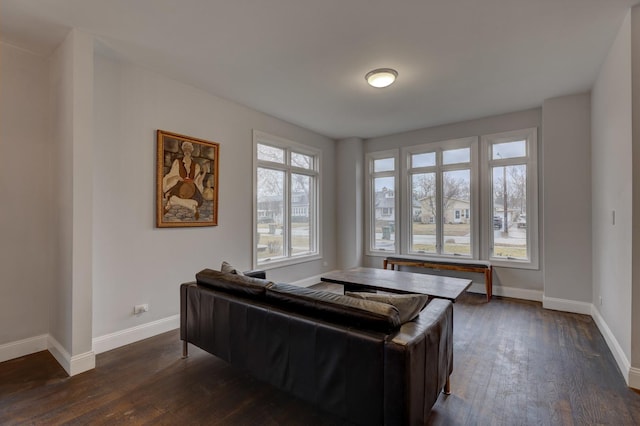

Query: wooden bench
[383,257,492,302]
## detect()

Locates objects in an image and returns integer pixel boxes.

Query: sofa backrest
[266,282,401,332]
[195,269,274,298]
[194,270,402,332]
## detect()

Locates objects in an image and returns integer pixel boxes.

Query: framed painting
[156,130,219,227]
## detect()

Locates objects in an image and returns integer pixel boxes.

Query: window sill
[256,254,322,270]
[488,258,539,270]
[365,252,539,271]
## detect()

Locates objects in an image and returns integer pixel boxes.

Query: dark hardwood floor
[2,289,640,425]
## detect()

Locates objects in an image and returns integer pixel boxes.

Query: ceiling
[1,0,638,139]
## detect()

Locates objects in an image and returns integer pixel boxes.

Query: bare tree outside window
[411,173,437,253]
[257,144,285,163]
[492,164,527,259]
[484,129,538,266]
[257,167,284,259]
[255,138,319,265]
[291,152,312,169]
[408,146,473,257]
[291,173,312,255]
[373,176,396,251]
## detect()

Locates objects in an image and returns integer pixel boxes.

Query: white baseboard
[92,315,180,354]
[0,334,48,363]
[47,335,95,376]
[6,316,183,373]
[629,367,640,390]
[542,296,592,315]
[591,306,633,387]
[47,335,71,373]
[69,350,96,376]
[467,282,543,302]
[291,272,332,288]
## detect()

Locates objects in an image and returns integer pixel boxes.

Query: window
[365,150,399,254]
[482,128,538,268]
[254,131,320,267]
[365,128,538,269]
[404,137,477,258]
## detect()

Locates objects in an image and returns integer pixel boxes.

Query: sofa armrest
[180,282,197,343]
[383,298,454,425]
[243,269,266,279]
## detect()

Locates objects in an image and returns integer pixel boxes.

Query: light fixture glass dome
[365,68,398,88]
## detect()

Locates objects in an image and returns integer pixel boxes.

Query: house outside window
[365,150,399,254]
[404,137,477,257]
[253,131,320,267]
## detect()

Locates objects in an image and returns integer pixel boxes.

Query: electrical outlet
[134,304,149,315]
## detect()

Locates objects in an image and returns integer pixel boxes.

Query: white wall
[49,30,74,358]
[92,48,337,339]
[542,93,592,307]
[631,6,640,371]
[48,30,95,375]
[0,42,52,348]
[336,138,363,269]
[363,109,543,294]
[591,11,632,364]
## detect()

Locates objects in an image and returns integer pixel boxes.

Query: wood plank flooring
[1,290,639,425]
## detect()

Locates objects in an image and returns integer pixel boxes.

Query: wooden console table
[321,267,471,302]
[383,257,492,302]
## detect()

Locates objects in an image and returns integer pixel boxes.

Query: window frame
[480,128,539,269]
[253,130,322,269]
[365,128,538,270]
[401,136,479,259]
[365,149,400,256]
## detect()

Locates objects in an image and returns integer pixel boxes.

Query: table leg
[443,376,451,395]
[485,267,493,302]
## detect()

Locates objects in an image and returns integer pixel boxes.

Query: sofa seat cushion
[266,283,401,332]
[346,292,429,323]
[196,269,274,297]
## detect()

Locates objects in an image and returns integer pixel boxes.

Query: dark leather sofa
[180,269,454,425]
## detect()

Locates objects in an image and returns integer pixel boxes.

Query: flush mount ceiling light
[365,68,398,88]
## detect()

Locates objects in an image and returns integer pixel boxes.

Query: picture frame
[156,130,219,227]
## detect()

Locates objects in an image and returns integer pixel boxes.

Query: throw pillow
[346,292,429,323]
[221,261,244,275]
[196,268,273,298]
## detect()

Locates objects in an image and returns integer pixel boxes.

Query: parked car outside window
[517,213,527,228]
[493,215,502,229]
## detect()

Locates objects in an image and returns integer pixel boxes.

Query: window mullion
[283,169,289,258]
[436,154,443,254]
